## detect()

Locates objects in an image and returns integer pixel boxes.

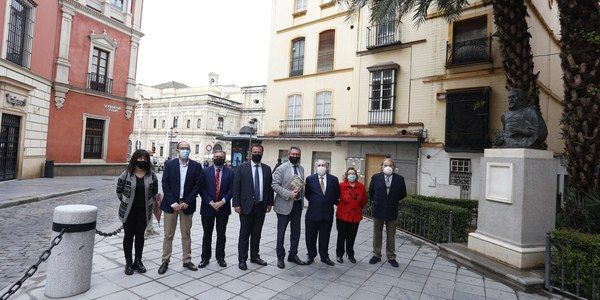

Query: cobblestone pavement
[1,177,564,300]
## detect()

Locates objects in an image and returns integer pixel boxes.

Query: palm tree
[342,0,541,107]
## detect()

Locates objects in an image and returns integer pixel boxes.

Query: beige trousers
[373,218,397,260]
[161,210,193,263]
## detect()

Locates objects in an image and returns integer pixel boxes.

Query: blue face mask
[179,149,190,159]
[348,174,357,182]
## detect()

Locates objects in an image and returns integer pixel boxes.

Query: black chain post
[0,229,66,300]
[95,225,123,237]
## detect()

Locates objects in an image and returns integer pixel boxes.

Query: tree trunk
[557,0,600,190]
[492,0,540,107]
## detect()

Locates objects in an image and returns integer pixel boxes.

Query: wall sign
[104,104,121,112]
[6,93,26,106]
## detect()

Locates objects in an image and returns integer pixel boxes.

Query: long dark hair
[128,149,151,175]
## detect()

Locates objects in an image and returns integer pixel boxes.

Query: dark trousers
[276,200,302,259]
[238,202,266,262]
[305,218,333,261]
[201,214,229,261]
[336,218,360,258]
[123,210,146,263]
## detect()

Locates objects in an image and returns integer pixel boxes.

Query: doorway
[0,113,21,181]
[365,154,386,188]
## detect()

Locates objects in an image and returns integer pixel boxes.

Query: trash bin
[45,160,54,178]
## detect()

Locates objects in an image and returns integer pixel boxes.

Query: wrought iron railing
[279,118,335,137]
[545,234,599,300]
[290,57,304,77]
[366,19,401,49]
[446,36,493,66]
[87,73,113,93]
[368,108,394,125]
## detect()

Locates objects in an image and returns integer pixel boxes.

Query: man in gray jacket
[272,146,308,269]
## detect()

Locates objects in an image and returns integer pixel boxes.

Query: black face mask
[251,154,262,163]
[135,161,148,169]
[213,158,225,167]
[289,156,300,165]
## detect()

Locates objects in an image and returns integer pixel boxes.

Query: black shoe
[277,259,285,269]
[183,262,198,271]
[125,261,134,275]
[388,259,399,268]
[199,259,210,268]
[287,255,307,265]
[336,256,343,263]
[239,261,248,270]
[348,256,357,264]
[250,257,267,266]
[133,259,146,273]
[322,258,335,266]
[158,261,169,275]
[306,257,314,265]
[218,259,227,268]
[369,256,381,264]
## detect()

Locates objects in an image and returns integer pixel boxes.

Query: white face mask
[316,166,327,176]
[383,166,393,175]
[347,174,357,182]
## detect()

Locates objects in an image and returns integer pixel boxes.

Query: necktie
[254,165,261,202]
[320,176,325,194]
[215,168,221,201]
[293,165,298,175]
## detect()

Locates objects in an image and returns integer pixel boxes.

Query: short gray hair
[314,159,328,170]
[288,146,301,154]
[382,158,395,167]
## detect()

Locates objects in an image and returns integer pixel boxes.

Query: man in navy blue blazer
[159,141,203,274]
[232,144,274,271]
[304,159,340,266]
[198,150,233,268]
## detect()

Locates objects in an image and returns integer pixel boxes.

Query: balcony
[368,109,394,125]
[87,73,113,93]
[446,36,492,67]
[279,118,335,138]
[366,19,401,49]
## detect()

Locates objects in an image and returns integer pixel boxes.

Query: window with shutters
[83,118,106,159]
[447,16,491,66]
[315,91,333,134]
[285,94,302,134]
[317,30,335,72]
[290,38,305,77]
[217,117,224,130]
[5,0,34,68]
[294,0,306,12]
[368,69,396,125]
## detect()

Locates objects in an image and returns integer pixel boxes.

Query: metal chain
[0,229,66,300]
[95,225,123,237]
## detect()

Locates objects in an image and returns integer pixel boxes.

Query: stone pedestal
[45,205,97,298]
[468,149,556,269]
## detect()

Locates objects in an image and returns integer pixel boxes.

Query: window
[159,146,164,157]
[450,158,472,199]
[448,16,490,65]
[186,119,191,129]
[217,117,224,130]
[161,119,166,128]
[6,0,33,67]
[153,119,157,128]
[290,38,305,77]
[315,91,332,134]
[195,144,199,154]
[135,140,139,150]
[317,30,335,72]
[444,87,490,152]
[213,144,223,152]
[367,10,399,48]
[89,47,111,92]
[295,0,306,12]
[197,118,201,128]
[368,68,396,124]
[172,116,178,128]
[110,0,124,9]
[286,94,302,134]
[83,118,105,159]
[151,142,155,149]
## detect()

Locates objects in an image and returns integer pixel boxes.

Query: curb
[0,188,93,209]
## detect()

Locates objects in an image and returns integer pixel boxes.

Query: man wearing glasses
[158,141,203,274]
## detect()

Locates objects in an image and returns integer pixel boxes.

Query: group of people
[116,141,407,276]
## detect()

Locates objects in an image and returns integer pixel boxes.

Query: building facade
[263,0,564,199]
[44,0,144,176]
[131,74,266,166]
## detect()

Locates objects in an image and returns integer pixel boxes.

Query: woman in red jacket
[335,167,368,263]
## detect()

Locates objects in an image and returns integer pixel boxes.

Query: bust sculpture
[493,88,548,149]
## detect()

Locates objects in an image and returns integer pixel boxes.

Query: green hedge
[407,194,478,220]
[550,229,600,299]
[398,198,472,243]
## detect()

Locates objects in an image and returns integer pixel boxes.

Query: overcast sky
[136,1,272,88]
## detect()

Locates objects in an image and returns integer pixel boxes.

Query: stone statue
[493,88,548,149]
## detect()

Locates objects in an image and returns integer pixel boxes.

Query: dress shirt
[179,159,189,199]
[385,174,392,194]
[252,162,264,202]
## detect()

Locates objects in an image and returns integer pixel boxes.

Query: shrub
[407,194,478,221]
[549,229,600,299]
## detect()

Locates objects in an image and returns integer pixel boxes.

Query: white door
[315,91,332,134]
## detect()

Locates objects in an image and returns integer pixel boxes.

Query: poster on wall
[232,152,243,167]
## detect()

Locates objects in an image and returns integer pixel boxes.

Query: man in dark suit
[304,159,340,266]
[232,144,274,270]
[198,150,233,268]
[159,141,202,274]
[368,158,407,268]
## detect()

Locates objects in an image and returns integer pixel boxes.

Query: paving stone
[452,290,486,300]
[260,276,295,292]
[312,290,352,300]
[387,287,421,300]
[100,289,141,300]
[360,280,394,296]
[484,278,515,292]
[455,274,484,286]
[282,284,320,299]
[128,281,170,298]
[393,278,426,292]
[173,277,213,296]
[194,287,236,299]
[485,288,519,300]
[146,288,189,300]
[242,285,279,300]
[454,282,485,296]
[350,288,387,300]
[238,271,272,285]
[321,282,359,298]
[220,278,255,294]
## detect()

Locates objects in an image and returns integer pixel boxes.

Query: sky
[136,1,272,88]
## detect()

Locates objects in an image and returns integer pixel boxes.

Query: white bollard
[45,205,98,298]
